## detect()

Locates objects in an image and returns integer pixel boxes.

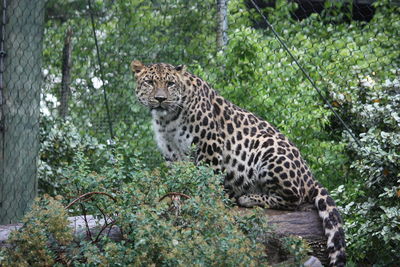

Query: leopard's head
[131,60,187,114]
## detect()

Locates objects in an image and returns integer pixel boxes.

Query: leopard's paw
[237,195,268,208]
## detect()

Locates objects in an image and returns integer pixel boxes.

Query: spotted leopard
[131,60,346,267]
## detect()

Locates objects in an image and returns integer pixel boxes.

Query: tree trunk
[59,27,73,119]
[0,0,45,224]
[217,0,228,50]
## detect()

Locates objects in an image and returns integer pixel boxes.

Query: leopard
[131,60,346,267]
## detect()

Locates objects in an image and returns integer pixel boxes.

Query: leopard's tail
[311,183,346,267]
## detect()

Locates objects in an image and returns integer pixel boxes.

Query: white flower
[107,139,116,145]
[360,75,376,88]
[380,131,389,139]
[391,112,400,122]
[92,77,103,89]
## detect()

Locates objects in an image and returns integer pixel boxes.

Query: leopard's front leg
[238,193,301,210]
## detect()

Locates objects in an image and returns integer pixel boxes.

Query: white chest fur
[151,109,193,161]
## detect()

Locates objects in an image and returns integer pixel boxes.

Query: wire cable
[87,0,115,140]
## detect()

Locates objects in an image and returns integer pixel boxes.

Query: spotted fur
[131,61,346,267]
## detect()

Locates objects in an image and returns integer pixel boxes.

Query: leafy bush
[331,77,400,265]
[38,116,160,195]
[3,157,309,266]
[38,117,108,195]
[0,195,73,267]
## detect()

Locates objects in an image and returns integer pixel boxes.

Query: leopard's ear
[131,60,145,75]
[175,64,187,73]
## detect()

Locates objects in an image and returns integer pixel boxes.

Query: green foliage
[38,117,109,195]
[2,158,309,266]
[281,236,312,265]
[0,195,73,267]
[331,78,400,264]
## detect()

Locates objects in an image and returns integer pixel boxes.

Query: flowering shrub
[332,76,400,264]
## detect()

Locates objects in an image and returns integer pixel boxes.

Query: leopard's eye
[167,81,175,87]
[145,80,154,86]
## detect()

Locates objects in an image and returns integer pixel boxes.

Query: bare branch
[65,191,116,210]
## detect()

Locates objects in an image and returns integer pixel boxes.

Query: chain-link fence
[1,0,399,236]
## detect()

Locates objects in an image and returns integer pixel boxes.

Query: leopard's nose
[154,87,168,103]
[155,95,167,103]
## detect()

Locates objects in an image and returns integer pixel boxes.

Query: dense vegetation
[0,161,309,266]
[2,0,399,266]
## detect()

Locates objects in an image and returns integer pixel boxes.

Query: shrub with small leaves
[2,157,309,266]
[331,77,400,265]
[38,117,108,195]
[0,195,73,267]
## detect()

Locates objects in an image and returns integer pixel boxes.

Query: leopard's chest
[151,110,193,161]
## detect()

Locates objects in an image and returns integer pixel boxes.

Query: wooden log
[236,204,328,266]
[0,215,122,248]
[266,207,328,264]
[0,206,327,266]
